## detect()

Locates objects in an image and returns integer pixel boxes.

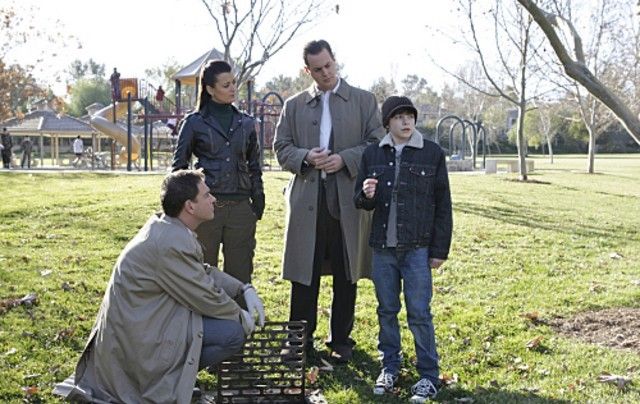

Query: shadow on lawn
[440,385,572,403]
[454,199,635,243]
[318,348,571,403]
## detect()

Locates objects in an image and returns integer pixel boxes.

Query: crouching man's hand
[243,285,265,327]
[240,309,255,336]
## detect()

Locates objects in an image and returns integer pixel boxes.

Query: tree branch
[516,0,640,145]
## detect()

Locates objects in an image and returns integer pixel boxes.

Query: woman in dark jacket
[172,60,264,283]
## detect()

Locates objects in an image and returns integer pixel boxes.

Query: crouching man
[55,169,265,403]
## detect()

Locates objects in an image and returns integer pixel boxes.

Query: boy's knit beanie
[381,96,418,127]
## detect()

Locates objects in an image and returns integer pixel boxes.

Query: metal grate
[217,321,307,403]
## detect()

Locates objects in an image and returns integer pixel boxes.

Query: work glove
[239,309,255,336]
[250,192,265,220]
[243,286,265,327]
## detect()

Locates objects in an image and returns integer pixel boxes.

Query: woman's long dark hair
[196,60,232,111]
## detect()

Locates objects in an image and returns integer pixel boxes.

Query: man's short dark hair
[303,40,334,66]
[161,170,205,217]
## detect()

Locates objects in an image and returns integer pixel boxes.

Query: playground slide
[90,102,140,161]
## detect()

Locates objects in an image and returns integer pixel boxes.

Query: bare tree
[200,0,326,87]
[516,0,640,152]
[369,77,398,103]
[455,0,550,180]
[530,0,633,173]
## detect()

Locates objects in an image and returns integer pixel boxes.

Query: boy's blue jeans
[371,247,439,383]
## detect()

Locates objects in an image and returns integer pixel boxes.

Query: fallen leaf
[609,252,623,259]
[521,311,540,321]
[597,373,632,390]
[520,311,547,325]
[526,336,544,350]
[440,373,459,385]
[4,348,17,356]
[306,366,319,385]
[40,269,52,277]
[54,328,75,341]
[454,398,474,403]
[19,293,38,306]
[536,368,550,376]
[22,385,38,395]
[0,293,39,314]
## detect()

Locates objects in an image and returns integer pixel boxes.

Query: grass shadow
[454,197,638,243]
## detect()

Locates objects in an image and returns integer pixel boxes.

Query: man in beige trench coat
[54,169,265,403]
[274,39,384,363]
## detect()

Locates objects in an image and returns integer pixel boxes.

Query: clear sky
[6,0,470,95]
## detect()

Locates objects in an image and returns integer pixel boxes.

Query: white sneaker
[409,378,438,403]
[372,369,398,395]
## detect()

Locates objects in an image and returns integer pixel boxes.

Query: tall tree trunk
[516,104,528,181]
[586,124,596,173]
[547,135,554,164]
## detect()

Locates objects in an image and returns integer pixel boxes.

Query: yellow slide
[90,102,140,161]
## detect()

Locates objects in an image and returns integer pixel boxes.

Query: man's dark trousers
[289,179,357,351]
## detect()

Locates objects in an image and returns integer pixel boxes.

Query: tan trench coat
[56,214,244,404]
[274,79,384,285]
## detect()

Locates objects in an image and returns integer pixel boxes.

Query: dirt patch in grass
[551,308,640,355]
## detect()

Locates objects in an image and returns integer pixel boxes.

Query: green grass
[1,154,639,403]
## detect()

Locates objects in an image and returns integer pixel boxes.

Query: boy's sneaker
[409,378,438,403]
[373,369,398,395]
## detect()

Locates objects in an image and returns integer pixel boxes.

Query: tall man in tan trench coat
[54,170,265,403]
[274,39,384,363]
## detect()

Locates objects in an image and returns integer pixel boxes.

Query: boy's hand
[429,258,445,269]
[363,178,378,199]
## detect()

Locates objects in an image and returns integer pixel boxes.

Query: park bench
[446,159,473,172]
[485,159,534,174]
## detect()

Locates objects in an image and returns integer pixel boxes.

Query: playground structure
[435,114,488,171]
[88,50,284,171]
[90,102,140,162]
[92,76,184,172]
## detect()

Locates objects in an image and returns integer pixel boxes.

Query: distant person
[156,85,166,112]
[172,60,264,285]
[167,117,178,136]
[110,67,121,101]
[273,39,384,363]
[1,127,12,169]
[54,169,265,403]
[72,136,84,167]
[20,136,33,169]
[354,96,452,402]
[155,85,165,102]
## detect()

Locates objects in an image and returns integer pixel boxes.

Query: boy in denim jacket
[354,96,452,402]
